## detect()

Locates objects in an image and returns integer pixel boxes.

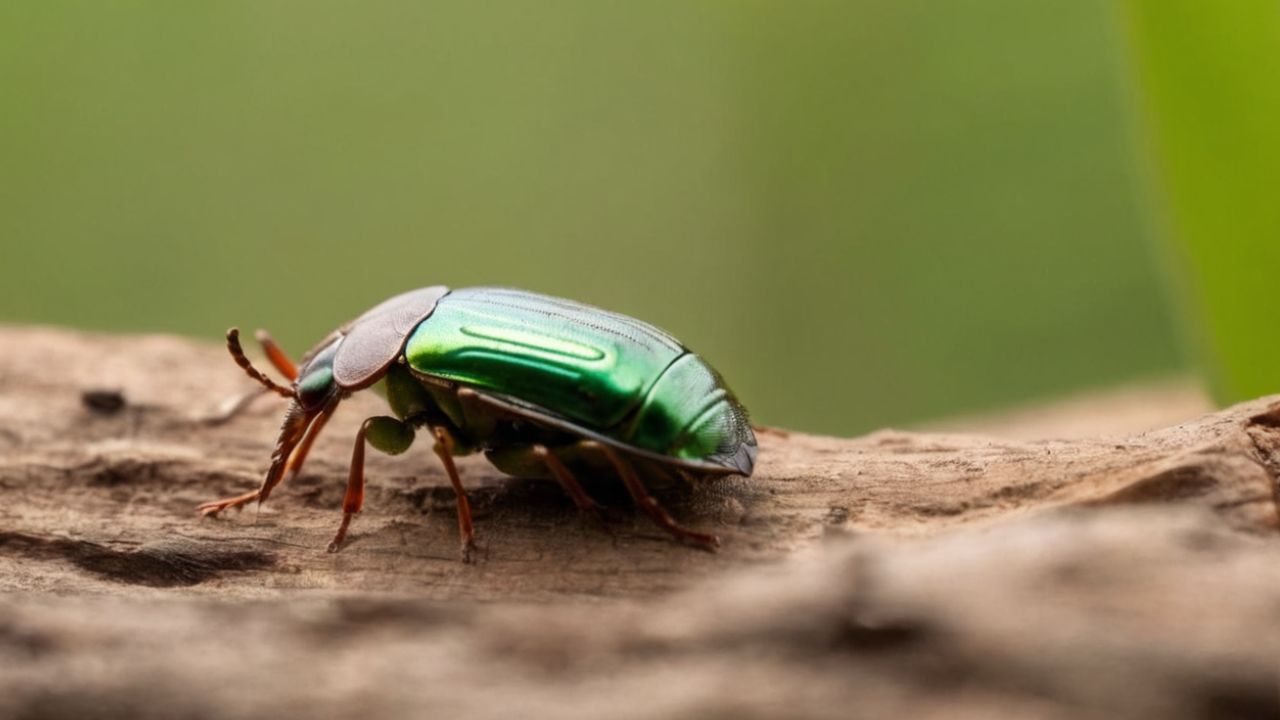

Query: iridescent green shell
[404,287,756,475]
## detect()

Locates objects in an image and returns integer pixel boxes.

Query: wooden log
[1,326,1278,719]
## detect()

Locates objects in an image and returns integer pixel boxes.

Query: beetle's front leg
[198,398,327,518]
[197,488,262,516]
[328,416,414,552]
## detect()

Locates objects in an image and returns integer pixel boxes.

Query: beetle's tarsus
[751,424,790,439]
[328,512,355,553]
[197,488,262,517]
[460,537,477,564]
[202,387,270,426]
[689,533,721,552]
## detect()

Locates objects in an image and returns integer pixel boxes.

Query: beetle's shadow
[442,471,762,530]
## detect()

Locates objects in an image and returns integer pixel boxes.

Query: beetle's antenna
[227,327,295,399]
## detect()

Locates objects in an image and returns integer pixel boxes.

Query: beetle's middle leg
[429,425,477,562]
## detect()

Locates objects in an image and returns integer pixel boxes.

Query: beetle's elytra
[200,286,757,558]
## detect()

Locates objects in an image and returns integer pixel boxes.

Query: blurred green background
[1120,1,1280,407]
[0,1,1229,435]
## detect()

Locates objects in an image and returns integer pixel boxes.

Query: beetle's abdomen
[625,353,755,474]
[405,287,685,428]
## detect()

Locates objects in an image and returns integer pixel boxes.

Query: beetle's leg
[203,387,269,426]
[329,420,370,553]
[254,329,298,381]
[329,416,413,552]
[430,425,477,562]
[532,444,610,528]
[676,468,708,487]
[585,441,720,551]
[200,397,323,516]
[751,424,790,439]
[285,399,337,478]
[197,488,260,516]
[258,398,334,506]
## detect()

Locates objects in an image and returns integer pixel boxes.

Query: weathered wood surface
[2,326,1279,719]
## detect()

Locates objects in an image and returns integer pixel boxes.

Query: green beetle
[200,286,757,558]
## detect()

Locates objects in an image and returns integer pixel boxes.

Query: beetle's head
[219,286,449,503]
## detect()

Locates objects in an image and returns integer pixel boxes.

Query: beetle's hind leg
[582,441,720,551]
[531,445,612,530]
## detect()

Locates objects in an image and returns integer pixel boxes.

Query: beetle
[199,286,757,559]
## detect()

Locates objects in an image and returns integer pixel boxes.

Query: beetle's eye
[297,366,334,409]
[293,336,342,410]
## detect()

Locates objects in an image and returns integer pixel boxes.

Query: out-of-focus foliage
[1120,1,1280,404]
[0,1,1179,435]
